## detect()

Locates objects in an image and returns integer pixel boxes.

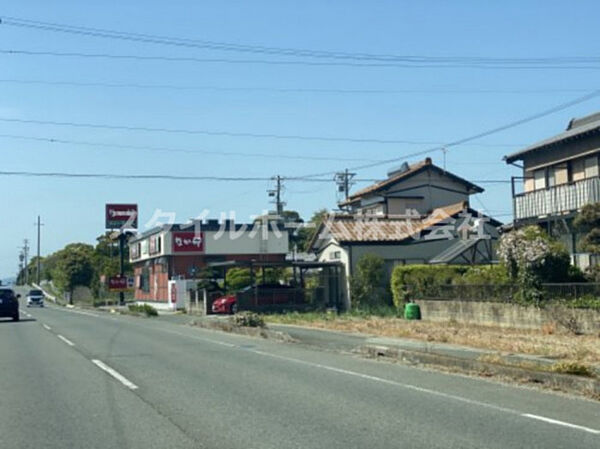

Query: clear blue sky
[2,0,600,278]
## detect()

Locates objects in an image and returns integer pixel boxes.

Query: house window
[554,164,569,185]
[534,169,546,190]
[329,251,341,260]
[571,158,585,182]
[547,167,556,188]
[141,267,150,293]
[584,156,599,178]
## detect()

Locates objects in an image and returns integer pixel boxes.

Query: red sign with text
[172,231,204,253]
[105,204,138,229]
[108,276,129,291]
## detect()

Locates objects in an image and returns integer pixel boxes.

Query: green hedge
[390,264,509,307]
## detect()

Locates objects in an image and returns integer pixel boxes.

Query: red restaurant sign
[172,231,204,253]
[106,204,138,229]
[108,276,129,291]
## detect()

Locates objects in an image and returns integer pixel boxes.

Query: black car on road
[0,288,20,321]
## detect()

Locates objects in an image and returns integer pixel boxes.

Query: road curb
[358,344,600,399]
[189,318,296,343]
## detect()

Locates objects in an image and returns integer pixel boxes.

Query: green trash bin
[404,302,421,320]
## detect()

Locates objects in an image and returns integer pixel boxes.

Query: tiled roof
[312,201,470,245]
[505,111,600,163]
[343,159,431,203]
[340,158,482,206]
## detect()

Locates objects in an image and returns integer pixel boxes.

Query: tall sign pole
[119,233,125,305]
[105,204,138,305]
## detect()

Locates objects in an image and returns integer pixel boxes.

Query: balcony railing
[514,176,600,221]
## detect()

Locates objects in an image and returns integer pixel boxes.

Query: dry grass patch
[266,314,600,366]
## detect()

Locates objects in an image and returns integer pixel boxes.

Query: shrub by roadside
[127,303,158,317]
[233,311,265,328]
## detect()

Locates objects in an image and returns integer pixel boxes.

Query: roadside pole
[119,232,125,306]
[35,215,43,285]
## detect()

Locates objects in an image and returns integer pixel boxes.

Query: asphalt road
[1,288,599,449]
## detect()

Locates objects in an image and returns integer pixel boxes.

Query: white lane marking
[248,350,600,435]
[47,303,600,435]
[522,414,600,435]
[250,348,517,413]
[57,334,75,346]
[42,324,51,331]
[91,359,138,390]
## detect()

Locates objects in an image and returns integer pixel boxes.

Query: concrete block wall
[417,300,600,334]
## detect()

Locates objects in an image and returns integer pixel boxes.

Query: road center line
[91,359,139,390]
[42,324,51,330]
[57,334,75,346]
[522,414,600,435]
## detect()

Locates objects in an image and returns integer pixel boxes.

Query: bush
[233,311,265,328]
[391,265,466,308]
[551,362,595,377]
[350,254,390,309]
[128,303,158,317]
[498,226,572,303]
[226,268,253,293]
[459,265,509,285]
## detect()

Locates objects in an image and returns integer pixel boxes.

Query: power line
[2,78,594,95]
[297,88,600,178]
[0,133,378,162]
[3,49,600,70]
[0,169,511,184]
[0,117,523,147]
[3,16,600,68]
[0,170,329,182]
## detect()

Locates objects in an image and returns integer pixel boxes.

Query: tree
[52,244,95,302]
[498,226,571,302]
[297,208,329,251]
[225,268,253,293]
[574,203,600,254]
[349,253,390,309]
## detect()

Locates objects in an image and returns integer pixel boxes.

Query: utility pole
[34,215,44,285]
[334,169,356,209]
[18,252,24,284]
[268,175,285,217]
[22,239,30,285]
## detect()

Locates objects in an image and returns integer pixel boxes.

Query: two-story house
[505,111,600,268]
[339,157,483,215]
[309,158,501,309]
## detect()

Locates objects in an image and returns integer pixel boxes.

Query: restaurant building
[128,219,288,308]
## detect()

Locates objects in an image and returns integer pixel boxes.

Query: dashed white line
[42,324,51,331]
[522,414,600,435]
[91,359,138,390]
[48,300,600,436]
[57,334,75,346]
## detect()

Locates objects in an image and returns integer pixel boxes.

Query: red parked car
[211,294,238,314]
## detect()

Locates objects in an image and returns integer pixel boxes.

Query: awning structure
[207,259,346,311]
[428,238,495,265]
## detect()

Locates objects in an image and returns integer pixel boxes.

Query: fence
[408,283,600,303]
[236,287,325,313]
